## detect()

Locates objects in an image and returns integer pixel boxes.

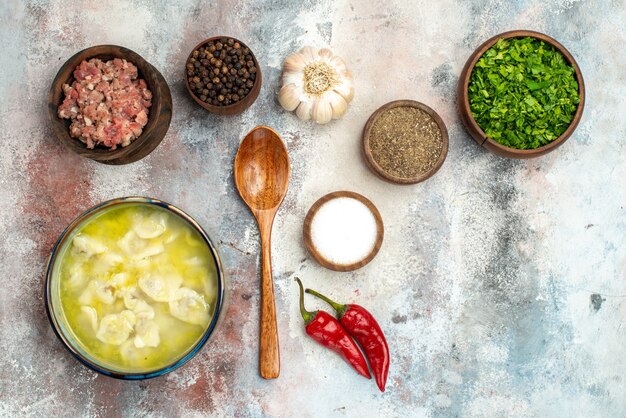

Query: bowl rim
[184,36,262,115]
[303,191,384,272]
[362,100,449,184]
[47,45,172,164]
[458,30,585,158]
[44,196,225,380]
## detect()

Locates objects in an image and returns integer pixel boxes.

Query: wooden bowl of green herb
[458,30,585,158]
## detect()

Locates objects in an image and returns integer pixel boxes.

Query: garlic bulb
[278,46,354,124]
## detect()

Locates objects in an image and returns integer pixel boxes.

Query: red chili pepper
[305,288,389,392]
[295,278,371,379]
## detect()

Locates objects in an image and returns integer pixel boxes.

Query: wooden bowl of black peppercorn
[185,36,262,116]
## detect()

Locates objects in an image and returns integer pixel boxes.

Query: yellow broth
[53,204,217,373]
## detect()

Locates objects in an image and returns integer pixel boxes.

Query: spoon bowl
[234,126,290,379]
[235,128,290,211]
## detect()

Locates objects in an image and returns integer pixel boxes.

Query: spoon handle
[258,214,280,379]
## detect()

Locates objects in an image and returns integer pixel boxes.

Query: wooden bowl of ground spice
[362,100,448,185]
[458,30,585,159]
[185,36,262,116]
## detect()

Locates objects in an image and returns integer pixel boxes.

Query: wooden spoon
[234,126,290,379]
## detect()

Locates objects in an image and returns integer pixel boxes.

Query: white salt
[310,197,378,265]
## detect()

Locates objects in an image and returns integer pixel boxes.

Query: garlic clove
[282,71,304,89]
[333,78,355,103]
[326,91,348,119]
[312,94,333,124]
[340,69,354,81]
[278,84,301,111]
[318,48,334,62]
[295,99,314,121]
[299,46,319,63]
[329,56,348,73]
[283,52,307,72]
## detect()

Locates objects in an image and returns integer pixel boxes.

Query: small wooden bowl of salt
[303,191,384,272]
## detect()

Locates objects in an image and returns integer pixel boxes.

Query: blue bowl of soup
[45,197,224,379]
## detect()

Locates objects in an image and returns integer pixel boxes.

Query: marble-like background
[1,0,625,416]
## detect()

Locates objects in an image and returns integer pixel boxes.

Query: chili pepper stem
[295,278,316,324]
[305,288,348,317]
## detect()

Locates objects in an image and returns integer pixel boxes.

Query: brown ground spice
[369,106,444,179]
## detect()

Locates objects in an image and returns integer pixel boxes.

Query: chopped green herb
[468,37,580,150]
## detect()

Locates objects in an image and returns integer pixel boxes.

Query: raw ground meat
[58,58,152,149]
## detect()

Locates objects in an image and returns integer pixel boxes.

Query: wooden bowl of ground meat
[48,45,172,165]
